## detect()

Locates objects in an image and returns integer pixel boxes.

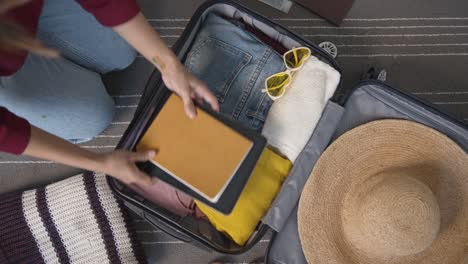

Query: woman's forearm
[22,125,154,185]
[112,12,219,118]
[23,125,104,172]
[113,12,178,73]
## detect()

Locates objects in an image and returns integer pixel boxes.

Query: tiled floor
[1,0,468,263]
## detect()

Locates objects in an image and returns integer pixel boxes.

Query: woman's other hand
[112,12,220,118]
[162,62,219,118]
[99,149,156,186]
[24,126,157,187]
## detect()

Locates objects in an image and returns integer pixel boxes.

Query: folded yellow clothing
[195,148,292,245]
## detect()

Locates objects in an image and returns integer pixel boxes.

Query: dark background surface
[1,0,467,263]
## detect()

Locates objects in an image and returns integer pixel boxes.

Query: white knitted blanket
[262,57,340,162]
[0,172,146,264]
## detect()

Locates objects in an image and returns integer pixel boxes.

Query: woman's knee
[38,30,137,74]
[38,0,137,74]
[0,55,116,141]
[62,94,116,141]
[13,92,115,142]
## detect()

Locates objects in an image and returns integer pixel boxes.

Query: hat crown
[343,171,440,258]
[299,120,468,264]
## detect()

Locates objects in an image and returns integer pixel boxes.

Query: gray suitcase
[105,0,468,259]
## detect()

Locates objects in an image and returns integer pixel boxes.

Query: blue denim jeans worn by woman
[0,0,136,142]
[185,13,285,131]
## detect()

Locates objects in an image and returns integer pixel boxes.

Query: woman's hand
[98,150,156,186]
[24,126,156,187]
[162,62,219,118]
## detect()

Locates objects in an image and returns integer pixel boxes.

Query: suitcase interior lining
[333,83,468,149]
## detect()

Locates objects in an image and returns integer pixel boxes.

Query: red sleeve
[0,107,31,155]
[76,0,140,27]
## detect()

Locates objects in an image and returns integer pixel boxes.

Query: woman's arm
[23,125,155,185]
[113,12,219,118]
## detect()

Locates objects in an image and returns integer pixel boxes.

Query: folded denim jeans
[185,13,285,131]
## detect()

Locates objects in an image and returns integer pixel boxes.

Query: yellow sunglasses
[262,47,312,100]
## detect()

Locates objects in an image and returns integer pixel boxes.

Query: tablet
[136,94,266,214]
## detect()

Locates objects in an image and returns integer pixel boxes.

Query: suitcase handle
[143,213,194,243]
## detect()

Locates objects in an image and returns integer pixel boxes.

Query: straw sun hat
[298,120,468,264]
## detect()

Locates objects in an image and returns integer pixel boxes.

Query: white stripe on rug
[94,173,139,263]
[45,175,108,263]
[22,190,60,264]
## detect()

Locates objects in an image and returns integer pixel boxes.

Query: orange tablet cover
[136,95,253,202]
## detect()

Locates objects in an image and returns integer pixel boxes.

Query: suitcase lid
[265,78,468,263]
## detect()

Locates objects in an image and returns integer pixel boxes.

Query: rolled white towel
[262,56,340,162]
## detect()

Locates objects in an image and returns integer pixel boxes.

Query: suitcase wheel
[319,41,338,58]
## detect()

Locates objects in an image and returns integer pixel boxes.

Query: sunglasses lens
[266,73,291,97]
[285,48,311,69]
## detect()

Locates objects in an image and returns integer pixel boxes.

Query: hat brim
[298,120,468,264]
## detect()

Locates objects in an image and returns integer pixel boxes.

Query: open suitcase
[107,0,468,261]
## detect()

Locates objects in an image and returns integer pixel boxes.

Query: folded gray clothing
[0,172,146,264]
